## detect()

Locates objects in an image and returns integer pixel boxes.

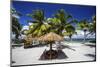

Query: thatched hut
[37,32,64,59]
[24,34,39,48]
[38,32,63,42]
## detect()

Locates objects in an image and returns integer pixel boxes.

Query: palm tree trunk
[12,25,20,39]
[70,37,72,42]
[15,34,19,39]
[69,35,72,41]
[83,31,86,43]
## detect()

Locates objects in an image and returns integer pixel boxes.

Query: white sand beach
[11,41,96,66]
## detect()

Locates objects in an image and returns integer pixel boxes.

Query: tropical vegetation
[11,7,96,59]
[11,8,22,40]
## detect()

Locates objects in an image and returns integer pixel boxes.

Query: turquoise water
[64,38,96,43]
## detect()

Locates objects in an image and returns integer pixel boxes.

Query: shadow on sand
[39,50,68,60]
[24,44,47,49]
[84,44,96,48]
[12,61,16,64]
[11,66,19,67]
[84,54,96,61]
[58,45,76,51]
[12,45,23,48]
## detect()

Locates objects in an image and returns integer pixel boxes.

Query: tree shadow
[58,45,76,51]
[12,45,23,49]
[39,50,68,60]
[12,61,16,64]
[11,61,22,67]
[57,50,68,59]
[23,43,48,49]
[84,54,96,61]
[84,44,96,48]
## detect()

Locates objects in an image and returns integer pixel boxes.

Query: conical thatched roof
[37,32,64,42]
[24,34,33,43]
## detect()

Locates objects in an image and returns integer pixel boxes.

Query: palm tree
[88,15,96,43]
[45,11,77,56]
[64,24,76,41]
[27,9,50,37]
[11,8,22,39]
[47,18,61,33]
[47,18,76,41]
[54,9,77,36]
[25,9,52,48]
[78,19,89,43]
[89,15,96,34]
[46,9,77,46]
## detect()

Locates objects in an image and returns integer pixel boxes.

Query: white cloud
[12,14,20,19]
[76,30,84,35]
[28,23,33,26]
[22,25,29,31]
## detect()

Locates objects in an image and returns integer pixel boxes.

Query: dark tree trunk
[49,42,52,59]
[15,34,19,39]
[50,43,52,51]
[69,35,72,41]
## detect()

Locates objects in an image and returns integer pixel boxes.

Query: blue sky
[12,1,96,26]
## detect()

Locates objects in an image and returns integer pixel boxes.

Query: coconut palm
[54,9,70,35]
[88,15,96,43]
[64,24,76,41]
[78,19,89,43]
[46,18,61,33]
[46,9,77,47]
[11,8,22,39]
[89,15,96,34]
[48,9,77,41]
[27,9,51,37]
[23,9,52,47]
[54,9,77,36]
[47,17,76,41]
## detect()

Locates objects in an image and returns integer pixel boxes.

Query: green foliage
[11,8,22,16]
[89,15,96,33]
[78,19,89,31]
[63,24,75,37]
[27,9,44,23]
[11,8,22,39]
[17,8,95,41]
[55,9,67,24]
[47,18,61,25]
[26,9,51,37]
[53,9,76,36]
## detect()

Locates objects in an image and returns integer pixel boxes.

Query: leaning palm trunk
[12,25,21,39]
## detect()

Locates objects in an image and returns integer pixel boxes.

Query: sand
[11,41,96,66]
